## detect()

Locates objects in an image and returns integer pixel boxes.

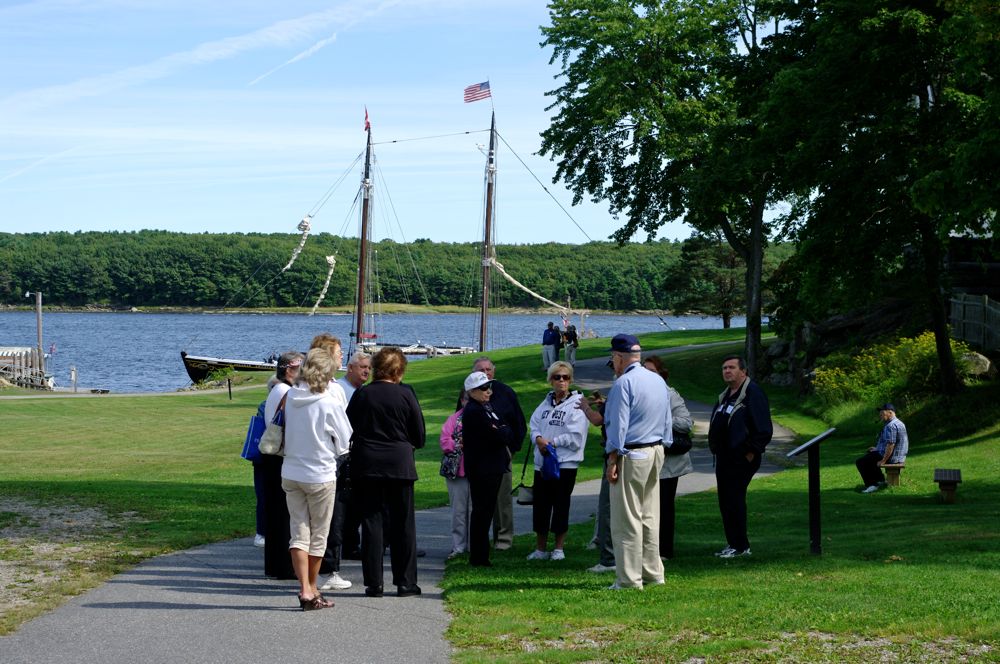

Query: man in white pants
[604,334,672,589]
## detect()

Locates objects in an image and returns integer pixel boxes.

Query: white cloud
[249,32,339,86]
[0,0,407,114]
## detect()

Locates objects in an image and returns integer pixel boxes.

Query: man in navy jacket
[707,355,773,558]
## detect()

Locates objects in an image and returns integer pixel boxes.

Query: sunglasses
[550,374,571,381]
[474,383,493,392]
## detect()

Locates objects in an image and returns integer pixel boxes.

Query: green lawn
[440,348,1000,662]
[3,328,998,660]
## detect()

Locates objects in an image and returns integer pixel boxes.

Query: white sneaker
[588,563,615,573]
[319,572,352,591]
[526,549,550,561]
[862,485,880,494]
[714,546,736,557]
[607,582,641,590]
[718,548,751,559]
[447,549,465,559]
[253,534,265,548]
[550,549,566,561]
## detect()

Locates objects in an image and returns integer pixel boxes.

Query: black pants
[532,468,578,537]
[658,476,679,559]
[468,472,503,565]
[715,452,762,552]
[358,478,417,589]
[856,450,886,487]
[259,456,294,579]
[320,481,352,575]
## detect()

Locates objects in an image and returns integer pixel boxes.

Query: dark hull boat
[180,351,276,384]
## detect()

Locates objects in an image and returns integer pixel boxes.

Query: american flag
[463,81,491,103]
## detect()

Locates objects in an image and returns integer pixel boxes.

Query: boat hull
[358,343,475,357]
[180,351,276,384]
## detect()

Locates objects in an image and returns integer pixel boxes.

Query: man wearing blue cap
[856,403,908,493]
[604,333,672,589]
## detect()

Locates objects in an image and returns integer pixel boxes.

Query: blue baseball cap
[608,333,641,353]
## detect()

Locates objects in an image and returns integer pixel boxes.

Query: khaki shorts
[281,478,336,556]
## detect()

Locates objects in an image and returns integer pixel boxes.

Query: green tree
[764,0,999,394]
[539,0,791,375]
[667,233,744,328]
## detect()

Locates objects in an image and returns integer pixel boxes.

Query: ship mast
[478,112,497,352]
[354,126,373,347]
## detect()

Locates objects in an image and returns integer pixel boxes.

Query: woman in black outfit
[461,371,515,567]
[346,347,426,597]
[261,351,303,579]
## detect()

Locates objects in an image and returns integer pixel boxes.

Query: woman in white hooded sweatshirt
[526,361,589,561]
[281,347,352,611]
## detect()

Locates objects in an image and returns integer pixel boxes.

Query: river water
[1,311,742,393]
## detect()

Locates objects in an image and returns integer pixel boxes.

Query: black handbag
[666,430,693,456]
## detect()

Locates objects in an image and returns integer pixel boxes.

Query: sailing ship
[180,107,586,383]
[180,351,277,384]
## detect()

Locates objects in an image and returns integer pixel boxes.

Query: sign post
[786,428,837,555]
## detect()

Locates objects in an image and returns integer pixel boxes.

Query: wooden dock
[0,346,52,389]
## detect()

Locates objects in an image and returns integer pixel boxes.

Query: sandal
[298,594,333,611]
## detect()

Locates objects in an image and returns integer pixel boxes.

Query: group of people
[255,334,424,611]
[440,333,778,591]
[253,326,911,607]
[541,321,579,369]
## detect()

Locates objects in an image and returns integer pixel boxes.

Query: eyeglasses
[474,383,493,392]
[550,374,571,381]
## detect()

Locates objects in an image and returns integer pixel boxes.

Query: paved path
[1,347,795,664]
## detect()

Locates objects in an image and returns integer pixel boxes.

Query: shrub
[812,331,970,408]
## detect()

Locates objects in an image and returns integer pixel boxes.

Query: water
[1,311,742,393]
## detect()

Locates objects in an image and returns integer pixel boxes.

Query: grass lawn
[2,326,998,661]
[0,328,740,633]
[440,349,1000,662]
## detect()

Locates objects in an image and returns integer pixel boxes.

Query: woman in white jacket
[281,347,352,611]
[526,361,589,561]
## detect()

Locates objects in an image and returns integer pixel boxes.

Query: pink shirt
[439,410,466,477]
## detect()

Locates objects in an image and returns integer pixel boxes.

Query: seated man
[856,403,908,493]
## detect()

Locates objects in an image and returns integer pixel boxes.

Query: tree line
[0,230,790,316]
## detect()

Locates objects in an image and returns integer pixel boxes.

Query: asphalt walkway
[1,348,795,664]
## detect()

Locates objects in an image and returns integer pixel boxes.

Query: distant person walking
[604,334,672,589]
[856,403,908,493]
[542,322,559,370]
[563,325,579,366]
[708,355,773,559]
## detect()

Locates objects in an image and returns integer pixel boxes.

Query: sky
[0,0,694,246]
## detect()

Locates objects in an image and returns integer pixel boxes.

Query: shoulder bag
[258,393,288,456]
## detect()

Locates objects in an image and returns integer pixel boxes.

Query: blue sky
[0,0,693,245]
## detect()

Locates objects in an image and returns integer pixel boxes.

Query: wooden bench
[934,469,962,503]
[882,463,905,486]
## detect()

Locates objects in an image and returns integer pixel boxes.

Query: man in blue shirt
[856,403,909,493]
[541,322,559,370]
[604,333,672,589]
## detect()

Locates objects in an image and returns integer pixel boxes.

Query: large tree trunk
[917,214,961,395]
[743,196,767,378]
